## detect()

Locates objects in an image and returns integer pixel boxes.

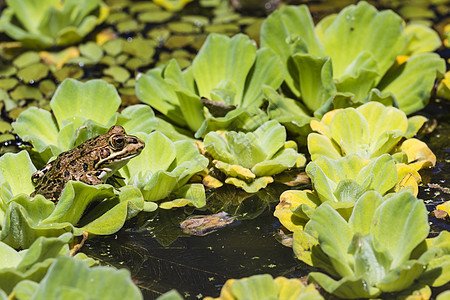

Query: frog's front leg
[80,171,105,185]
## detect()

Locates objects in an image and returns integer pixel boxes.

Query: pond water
[1,0,450,299]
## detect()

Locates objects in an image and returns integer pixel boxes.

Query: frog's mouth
[97,152,140,169]
[96,154,139,180]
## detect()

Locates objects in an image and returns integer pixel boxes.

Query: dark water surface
[84,207,313,299]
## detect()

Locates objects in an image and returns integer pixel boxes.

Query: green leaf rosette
[12,78,122,162]
[203,120,306,193]
[0,233,99,296]
[307,102,435,173]
[296,191,449,298]
[200,274,323,300]
[274,154,420,234]
[0,0,109,49]
[135,33,284,138]
[260,1,445,115]
[12,256,142,300]
[120,131,209,209]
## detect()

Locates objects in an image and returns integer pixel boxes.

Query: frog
[180,212,237,236]
[30,125,145,202]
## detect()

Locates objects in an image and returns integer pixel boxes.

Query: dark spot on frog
[56,161,61,169]
[83,163,88,172]
[70,160,77,166]
[100,148,111,159]
[64,171,70,178]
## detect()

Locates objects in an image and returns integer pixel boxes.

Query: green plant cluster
[0,0,448,299]
[0,0,109,49]
[272,106,448,299]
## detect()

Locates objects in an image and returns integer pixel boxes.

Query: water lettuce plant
[301,191,449,298]
[136,33,284,137]
[119,131,209,209]
[159,274,324,300]
[260,1,445,115]
[12,78,123,163]
[0,151,145,249]
[1,235,142,300]
[307,102,436,173]
[0,0,109,49]
[0,233,89,295]
[12,78,190,163]
[274,154,420,232]
[10,256,142,300]
[437,71,450,100]
[203,120,306,193]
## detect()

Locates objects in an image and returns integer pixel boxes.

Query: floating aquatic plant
[136,33,284,137]
[12,78,189,164]
[260,1,445,116]
[0,0,109,49]
[0,233,96,295]
[301,191,450,298]
[437,71,450,101]
[307,101,435,173]
[159,274,324,300]
[203,120,306,193]
[12,78,123,163]
[119,131,209,209]
[274,154,420,233]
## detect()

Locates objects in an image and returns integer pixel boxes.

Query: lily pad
[205,23,240,34]
[117,19,143,33]
[129,2,161,13]
[39,47,80,69]
[17,63,49,83]
[38,80,56,98]
[10,85,43,100]
[12,51,40,68]
[0,78,18,90]
[79,42,104,63]
[102,38,124,57]
[104,66,130,83]
[167,22,197,33]
[181,15,209,27]
[138,11,173,23]
[164,35,195,49]
[0,65,17,77]
[122,38,156,59]
[52,66,84,82]
[106,12,129,24]
[147,27,171,43]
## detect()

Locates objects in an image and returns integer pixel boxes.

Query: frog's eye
[110,135,125,149]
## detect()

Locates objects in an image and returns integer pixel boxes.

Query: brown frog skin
[30,125,145,202]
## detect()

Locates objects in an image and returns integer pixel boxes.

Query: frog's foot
[106,173,125,188]
[80,171,104,185]
[70,231,89,256]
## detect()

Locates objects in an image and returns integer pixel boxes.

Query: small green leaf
[371,191,429,269]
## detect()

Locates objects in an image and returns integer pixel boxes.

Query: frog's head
[95,125,145,178]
